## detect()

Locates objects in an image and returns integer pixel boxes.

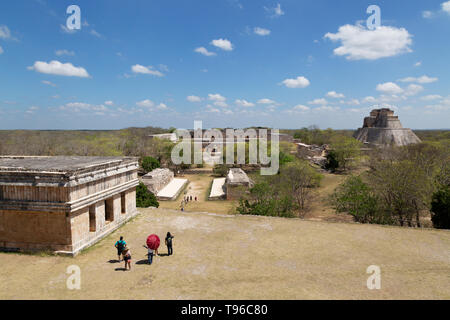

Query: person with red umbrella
[143,234,160,265]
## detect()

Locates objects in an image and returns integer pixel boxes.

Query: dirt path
[1,208,449,300]
[304,171,353,223]
[158,174,236,214]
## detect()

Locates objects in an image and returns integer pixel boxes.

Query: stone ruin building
[142,168,188,201]
[142,168,174,194]
[225,168,253,200]
[296,143,329,167]
[354,108,421,147]
[0,156,139,256]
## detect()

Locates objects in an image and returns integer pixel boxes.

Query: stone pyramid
[353,108,421,147]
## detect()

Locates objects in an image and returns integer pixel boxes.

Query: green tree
[331,175,391,224]
[324,151,340,172]
[141,156,161,173]
[136,182,159,208]
[213,164,229,177]
[278,161,322,214]
[431,186,450,229]
[279,151,294,166]
[329,136,362,171]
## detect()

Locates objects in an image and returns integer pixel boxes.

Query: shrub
[324,151,340,172]
[141,156,160,173]
[431,186,450,229]
[213,164,229,177]
[331,176,392,224]
[136,182,159,208]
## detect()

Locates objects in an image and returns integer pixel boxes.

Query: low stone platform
[209,178,226,200]
[157,178,188,201]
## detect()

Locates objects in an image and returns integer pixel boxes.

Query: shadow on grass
[108,259,120,263]
[114,267,127,271]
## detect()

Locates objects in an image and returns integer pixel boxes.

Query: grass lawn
[158,174,237,214]
[0,208,449,299]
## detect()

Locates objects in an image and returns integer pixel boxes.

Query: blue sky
[0,0,449,130]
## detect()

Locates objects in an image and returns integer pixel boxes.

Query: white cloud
[313,106,340,112]
[254,27,271,36]
[208,93,226,102]
[136,99,155,108]
[363,96,377,104]
[421,95,442,101]
[60,102,107,113]
[422,11,433,18]
[187,95,202,102]
[214,101,228,108]
[324,24,413,60]
[376,82,404,94]
[90,29,102,38]
[0,25,11,39]
[258,98,276,104]
[208,93,228,107]
[282,76,310,88]
[210,39,233,51]
[235,99,255,107]
[206,105,221,113]
[157,103,168,110]
[26,106,40,114]
[398,75,438,84]
[41,80,56,87]
[308,98,328,105]
[131,64,164,77]
[28,60,90,78]
[55,49,75,56]
[159,64,169,72]
[347,99,361,105]
[104,101,114,106]
[404,84,424,96]
[265,3,285,18]
[293,105,310,111]
[326,91,345,99]
[195,47,216,56]
[60,24,77,34]
[414,61,422,67]
[442,1,450,14]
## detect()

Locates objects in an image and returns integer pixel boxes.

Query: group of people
[114,232,175,271]
[181,194,197,211]
[184,195,197,202]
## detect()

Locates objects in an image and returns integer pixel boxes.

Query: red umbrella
[146,234,160,250]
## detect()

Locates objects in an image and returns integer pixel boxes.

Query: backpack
[117,240,125,250]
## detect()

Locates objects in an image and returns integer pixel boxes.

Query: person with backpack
[165,232,174,256]
[114,236,126,262]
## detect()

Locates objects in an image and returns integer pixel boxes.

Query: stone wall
[142,168,174,194]
[0,210,69,252]
[0,157,140,256]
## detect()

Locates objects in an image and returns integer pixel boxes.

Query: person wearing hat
[122,245,132,271]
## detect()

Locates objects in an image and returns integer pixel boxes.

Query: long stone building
[0,156,139,256]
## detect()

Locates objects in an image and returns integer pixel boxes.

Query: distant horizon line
[1,127,449,132]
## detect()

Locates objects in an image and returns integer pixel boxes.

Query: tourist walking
[165,232,175,256]
[190,195,193,201]
[114,236,126,262]
[122,246,132,271]
[143,244,155,264]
